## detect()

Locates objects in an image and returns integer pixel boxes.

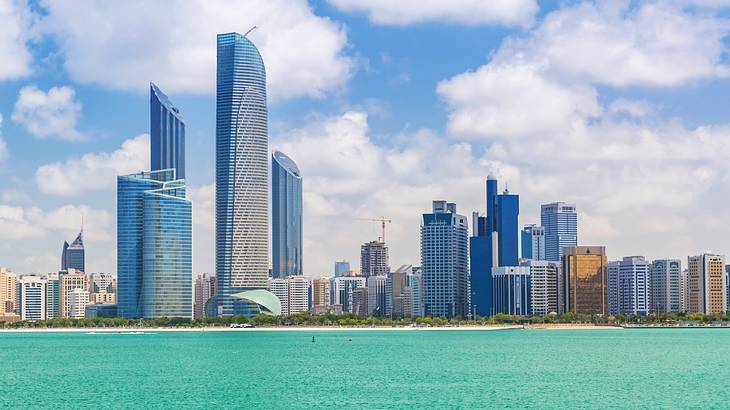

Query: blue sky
[2,0,730,277]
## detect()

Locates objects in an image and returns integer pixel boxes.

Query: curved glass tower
[117,170,192,318]
[271,150,302,278]
[216,32,269,316]
[150,83,185,179]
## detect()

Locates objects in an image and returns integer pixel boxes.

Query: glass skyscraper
[541,202,578,262]
[61,228,85,273]
[150,82,185,179]
[216,32,269,316]
[271,150,302,278]
[117,170,192,318]
[421,200,469,318]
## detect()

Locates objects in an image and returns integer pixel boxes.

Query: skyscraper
[117,170,192,318]
[541,202,577,262]
[687,254,726,314]
[651,259,682,314]
[334,261,350,277]
[271,151,303,278]
[521,259,559,315]
[470,174,519,317]
[61,227,85,273]
[216,32,269,316]
[367,275,388,316]
[492,266,531,316]
[59,269,87,318]
[421,200,469,318]
[521,225,545,260]
[617,256,651,316]
[17,275,46,321]
[150,82,185,179]
[360,241,389,278]
[194,273,216,319]
[562,246,608,316]
[311,277,331,310]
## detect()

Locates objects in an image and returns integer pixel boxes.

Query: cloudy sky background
[2,0,730,276]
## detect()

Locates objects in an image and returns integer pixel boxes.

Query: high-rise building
[271,150,303,278]
[331,276,366,313]
[541,202,577,262]
[352,287,369,316]
[410,268,424,318]
[607,261,620,316]
[680,268,689,313]
[391,265,415,318]
[216,32,269,316]
[61,227,85,273]
[45,273,59,319]
[470,175,519,317]
[360,241,389,278]
[651,259,682,314]
[687,254,726,314]
[492,266,531,316]
[194,274,216,319]
[90,273,115,294]
[334,261,350,277]
[117,169,192,319]
[0,267,18,315]
[59,269,87,318]
[421,200,469,318]
[561,246,608,316]
[68,288,89,319]
[150,82,185,179]
[617,256,651,316]
[521,260,559,315]
[521,225,545,260]
[287,276,310,315]
[311,277,331,309]
[367,275,388,316]
[17,275,46,321]
[268,278,288,316]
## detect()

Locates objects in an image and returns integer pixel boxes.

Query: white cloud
[39,0,351,99]
[11,85,83,140]
[327,0,538,27]
[35,134,149,196]
[0,204,110,241]
[609,99,653,118]
[0,0,33,80]
[0,113,7,161]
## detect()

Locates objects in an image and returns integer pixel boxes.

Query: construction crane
[356,216,392,243]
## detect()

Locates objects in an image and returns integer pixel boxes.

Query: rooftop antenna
[244,26,258,37]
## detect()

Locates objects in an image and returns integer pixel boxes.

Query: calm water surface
[1,328,728,409]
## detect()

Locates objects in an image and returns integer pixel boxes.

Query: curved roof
[150,82,184,122]
[272,150,301,178]
[231,289,282,316]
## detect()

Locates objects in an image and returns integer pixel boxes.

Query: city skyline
[4,2,730,278]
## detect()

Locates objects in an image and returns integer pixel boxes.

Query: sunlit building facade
[651,259,682,314]
[541,202,577,262]
[271,151,303,278]
[150,82,185,179]
[61,228,85,273]
[216,32,269,316]
[561,246,608,316]
[687,254,726,314]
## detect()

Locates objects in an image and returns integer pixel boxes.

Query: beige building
[0,268,18,315]
[91,291,116,304]
[687,254,726,314]
[68,288,89,319]
[311,277,331,309]
[59,269,88,318]
[562,246,608,316]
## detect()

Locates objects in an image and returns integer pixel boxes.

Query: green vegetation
[2,311,728,329]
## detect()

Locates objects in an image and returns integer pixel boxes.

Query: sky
[2,0,730,277]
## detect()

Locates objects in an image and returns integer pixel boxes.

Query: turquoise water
[1,328,729,409]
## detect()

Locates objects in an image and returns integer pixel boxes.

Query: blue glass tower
[421,200,469,318]
[470,174,519,317]
[61,228,85,273]
[150,83,185,179]
[541,202,577,262]
[271,150,303,278]
[117,170,192,318]
[216,32,269,316]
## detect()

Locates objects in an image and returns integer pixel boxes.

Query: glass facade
[421,201,469,318]
[61,229,85,273]
[271,150,302,278]
[541,202,578,262]
[492,266,531,316]
[216,32,269,316]
[562,246,608,315]
[117,170,192,318]
[150,82,185,179]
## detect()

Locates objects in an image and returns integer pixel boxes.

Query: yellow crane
[356,216,392,243]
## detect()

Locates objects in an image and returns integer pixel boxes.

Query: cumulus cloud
[327,0,538,27]
[0,204,110,241]
[11,85,83,140]
[39,0,351,99]
[0,0,33,80]
[35,134,149,196]
[0,113,7,161]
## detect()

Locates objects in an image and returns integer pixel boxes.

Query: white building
[651,259,682,313]
[269,278,289,316]
[287,276,310,315]
[18,275,46,321]
[610,257,651,316]
[367,275,388,316]
[68,288,89,319]
[331,276,366,313]
[521,260,559,315]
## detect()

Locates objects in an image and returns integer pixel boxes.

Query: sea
[1,328,728,409]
